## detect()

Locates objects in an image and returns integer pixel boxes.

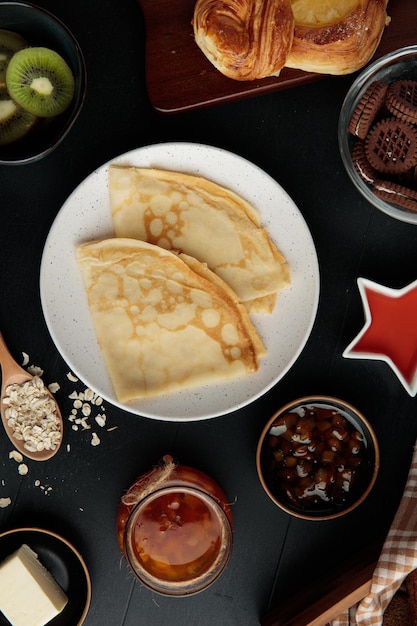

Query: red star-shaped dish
[343,277,417,396]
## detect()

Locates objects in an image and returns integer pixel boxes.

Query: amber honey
[117,458,233,595]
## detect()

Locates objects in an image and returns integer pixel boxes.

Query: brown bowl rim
[256,395,380,521]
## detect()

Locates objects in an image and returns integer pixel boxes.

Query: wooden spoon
[0,332,63,461]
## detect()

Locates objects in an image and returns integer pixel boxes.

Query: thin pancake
[108,165,290,313]
[76,238,265,403]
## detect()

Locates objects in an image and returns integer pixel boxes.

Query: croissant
[193,0,389,80]
[286,0,390,75]
[193,0,295,81]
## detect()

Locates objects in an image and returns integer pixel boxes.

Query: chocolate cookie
[401,164,417,186]
[385,80,417,124]
[373,179,417,212]
[365,117,417,175]
[351,140,377,184]
[348,80,388,140]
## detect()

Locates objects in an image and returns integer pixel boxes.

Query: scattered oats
[66,443,71,452]
[79,507,84,512]
[27,365,43,376]
[67,372,78,382]
[64,377,114,451]
[22,352,29,366]
[9,450,23,463]
[95,414,106,428]
[107,426,118,431]
[48,382,60,394]
[0,497,11,508]
[84,388,94,402]
[18,464,28,476]
[34,480,41,487]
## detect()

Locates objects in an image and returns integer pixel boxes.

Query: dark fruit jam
[262,403,369,512]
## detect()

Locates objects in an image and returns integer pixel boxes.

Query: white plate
[40,143,319,421]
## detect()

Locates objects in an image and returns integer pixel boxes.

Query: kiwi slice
[0,29,29,85]
[6,47,75,118]
[0,85,37,145]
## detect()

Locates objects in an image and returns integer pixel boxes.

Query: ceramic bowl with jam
[256,396,380,521]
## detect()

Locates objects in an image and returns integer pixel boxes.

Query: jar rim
[123,484,233,596]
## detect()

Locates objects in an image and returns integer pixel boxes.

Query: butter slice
[0,544,68,626]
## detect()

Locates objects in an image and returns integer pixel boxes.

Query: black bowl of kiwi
[0,2,86,164]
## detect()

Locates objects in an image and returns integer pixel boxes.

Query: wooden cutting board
[137,0,416,114]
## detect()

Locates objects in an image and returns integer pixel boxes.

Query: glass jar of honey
[117,455,233,596]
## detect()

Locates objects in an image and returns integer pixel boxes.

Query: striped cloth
[331,442,417,626]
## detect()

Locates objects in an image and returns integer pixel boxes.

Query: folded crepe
[76,238,265,403]
[108,165,290,314]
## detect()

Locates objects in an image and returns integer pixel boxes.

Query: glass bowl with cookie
[339,45,417,225]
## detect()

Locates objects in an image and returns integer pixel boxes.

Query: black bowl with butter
[0,2,86,165]
[256,396,379,521]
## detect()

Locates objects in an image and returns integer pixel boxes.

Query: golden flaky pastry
[109,165,290,314]
[193,0,295,81]
[286,0,390,75]
[192,0,389,80]
[76,238,266,403]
